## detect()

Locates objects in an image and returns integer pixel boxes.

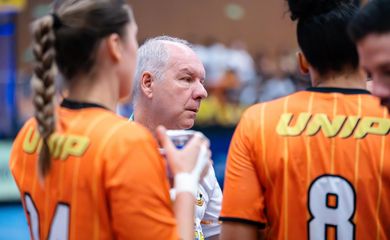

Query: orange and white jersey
[10,99,178,240]
[220,88,390,240]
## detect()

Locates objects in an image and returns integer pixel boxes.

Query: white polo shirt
[194,165,222,239]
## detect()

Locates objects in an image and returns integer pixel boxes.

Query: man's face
[357,33,390,110]
[151,43,207,129]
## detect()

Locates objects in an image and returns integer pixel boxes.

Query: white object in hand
[174,144,209,198]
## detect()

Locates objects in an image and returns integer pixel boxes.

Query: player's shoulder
[65,109,156,159]
[240,103,263,122]
[243,103,262,116]
[19,117,37,131]
[13,118,37,144]
[80,109,151,139]
[9,118,38,171]
[99,112,155,144]
[240,94,293,122]
[89,112,160,167]
[360,94,388,112]
[243,91,305,115]
[119,121,155,144]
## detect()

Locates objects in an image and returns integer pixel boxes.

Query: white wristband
[174,172,198,198]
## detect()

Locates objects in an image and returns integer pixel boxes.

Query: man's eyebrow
[178,67,205,80]
[178,68,192,74]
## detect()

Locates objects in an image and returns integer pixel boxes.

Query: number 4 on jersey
[308,175,356,240]
[24,193,70,240]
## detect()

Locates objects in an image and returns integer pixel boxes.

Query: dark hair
[287,0,359,76]
[31,0,132,177]
[349,0,390,42]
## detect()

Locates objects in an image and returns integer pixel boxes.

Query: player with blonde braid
[9,0,210,239]
[31,15,57,177]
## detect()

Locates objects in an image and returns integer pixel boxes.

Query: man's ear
[140,71,154,98]
[105,33,122,62]
[297,52,310,75]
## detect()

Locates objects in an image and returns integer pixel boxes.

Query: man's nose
[193,81,208,100]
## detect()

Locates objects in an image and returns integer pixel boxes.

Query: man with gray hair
[131,36,222,240]
[133,36,206,130]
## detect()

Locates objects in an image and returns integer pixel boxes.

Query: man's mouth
[186,108,199,113]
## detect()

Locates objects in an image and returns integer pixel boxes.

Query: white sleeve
[200,166,223,238]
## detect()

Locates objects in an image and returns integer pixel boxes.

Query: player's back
[222,88,390,239]
[9,102,177,239]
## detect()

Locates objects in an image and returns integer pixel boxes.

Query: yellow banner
[0,0,26,12]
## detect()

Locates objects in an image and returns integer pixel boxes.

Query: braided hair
[30,0,132,178]
[31,15,57,177]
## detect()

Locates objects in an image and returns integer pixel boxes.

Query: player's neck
[66,71,119,112]
[311,69,367,89]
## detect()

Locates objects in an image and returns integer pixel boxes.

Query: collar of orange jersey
[306,87,371,95]
[60,98,108,110]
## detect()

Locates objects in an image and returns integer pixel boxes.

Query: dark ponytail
[288,0,349,20]
[287,0,359,76]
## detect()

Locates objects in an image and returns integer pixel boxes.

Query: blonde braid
[31,15,57,177]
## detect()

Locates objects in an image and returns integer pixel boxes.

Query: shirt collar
[60,98,108,110]
[306,87,371,95]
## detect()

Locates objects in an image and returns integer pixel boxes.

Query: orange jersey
[9,100,178,240]
[220,88,390,240]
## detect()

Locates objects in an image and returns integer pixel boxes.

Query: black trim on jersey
[306,87,371,95]
[219,217,266,229]
[61,98,108,110]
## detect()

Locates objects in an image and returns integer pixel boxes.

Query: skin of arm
[174,192,196,240]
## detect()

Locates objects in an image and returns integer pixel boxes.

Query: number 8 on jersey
[308,175,356,240]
